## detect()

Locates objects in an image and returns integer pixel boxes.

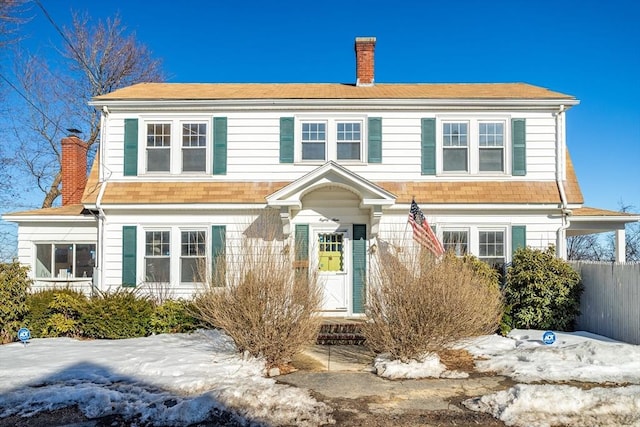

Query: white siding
[102,110,559,182]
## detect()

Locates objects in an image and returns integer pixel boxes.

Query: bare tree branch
[10,10,164,208]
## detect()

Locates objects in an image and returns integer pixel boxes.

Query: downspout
[555,105,571,258]
[94,105,110,295]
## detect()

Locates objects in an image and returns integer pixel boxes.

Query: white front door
[314,226,351,313]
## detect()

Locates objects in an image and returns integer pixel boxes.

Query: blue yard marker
[542,331,556,345]
[17,327,31,347]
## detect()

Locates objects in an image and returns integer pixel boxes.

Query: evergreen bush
[503,246,583,332]
[0,262,32,343]
[150,299,200,334]
[82,289,154,339]
[26,288,88,338]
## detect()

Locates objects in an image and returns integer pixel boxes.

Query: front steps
[316,318,366,345]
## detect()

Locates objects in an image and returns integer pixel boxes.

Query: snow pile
[463,329,640,383]
[374,353,468,379]
[0,330,332,426]
[464,384,640,427]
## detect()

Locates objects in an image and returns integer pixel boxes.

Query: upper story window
[439,118,508,175]
[143,118,210,174]
[479,122,504,172]
[182,123,207,172]
[336,122,362,161]
[146,123,171,172]
[298,117,365,163]
[301,122,327,161]
[442,122,468,172]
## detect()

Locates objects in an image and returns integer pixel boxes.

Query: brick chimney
[355,37,376,87]
[61,135,88,206]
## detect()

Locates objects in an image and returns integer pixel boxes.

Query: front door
[315,227,351,313]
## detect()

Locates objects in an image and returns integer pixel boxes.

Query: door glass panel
[318,233,343,272]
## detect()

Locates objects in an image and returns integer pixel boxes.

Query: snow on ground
[462,329,640,427]
[0,330,331,426]
[2,328,640,426]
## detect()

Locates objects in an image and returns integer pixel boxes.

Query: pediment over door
[266,161,396,235]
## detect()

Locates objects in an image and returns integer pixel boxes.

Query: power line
[33,0,100,85]
[0,71,67,135]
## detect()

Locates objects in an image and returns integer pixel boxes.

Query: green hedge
[0,262,32,343]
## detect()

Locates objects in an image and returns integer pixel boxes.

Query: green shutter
[211,225,226,285]
[511,225,526,258]
[421,118,436,175]
[368,117,382,163]
[213,117,227,175]
[122,226,137,287]
[280,117,294,163]
[352,224,367,314]
[294,224,309,262]
[123,119,138,176]
[512,118,526,176]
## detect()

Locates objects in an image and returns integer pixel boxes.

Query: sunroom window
[35,243,96,278]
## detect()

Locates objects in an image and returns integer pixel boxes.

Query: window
[181,230,206,283]
[336,122,361,161]
[35,243,96,278]
[146,123,171,172]
[296,117,367,163]
[443,122,468,172]
[182,123,207,172]
[142,118,211,174]
[301,122,326,161]
[479,122,504,172]
[479,230,505,267]
[439,118,508,174]
[318,233,344,272]
[443,230,468,256]
[145,231,170,282]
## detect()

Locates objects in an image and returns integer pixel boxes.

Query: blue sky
[9,0,640,212]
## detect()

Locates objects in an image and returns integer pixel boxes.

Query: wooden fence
[570,261,640,344]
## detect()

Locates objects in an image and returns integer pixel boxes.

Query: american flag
[408,199,445,256]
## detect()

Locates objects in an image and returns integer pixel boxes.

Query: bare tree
[566,234,604,261]
[11,11,164,208]
[0,0,25,49]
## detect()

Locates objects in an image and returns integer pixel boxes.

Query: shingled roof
[94,82,575,101]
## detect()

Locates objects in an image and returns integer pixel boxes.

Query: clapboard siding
[102,110,560,182]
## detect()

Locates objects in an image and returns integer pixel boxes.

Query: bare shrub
[194,210,323,372]
[364,242,503,362]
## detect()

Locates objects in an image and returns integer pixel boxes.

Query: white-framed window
[35,243,96,279]
[478,122,504,172]
[297,116,366,163]
[142,118,210,174]
[145,231,170,282]
[438,117,509,175]
[478,229,505,267]
[442,122,468,172]
[182,123,207,172]
[442,230,469,256]
[336,122,362,161]
[146,123,171,172]
[180,230,206,283]
[301,122,327,161]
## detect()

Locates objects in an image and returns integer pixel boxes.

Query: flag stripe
[408,200,445,256]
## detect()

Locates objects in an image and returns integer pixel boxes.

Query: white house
[5,37,637,316]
